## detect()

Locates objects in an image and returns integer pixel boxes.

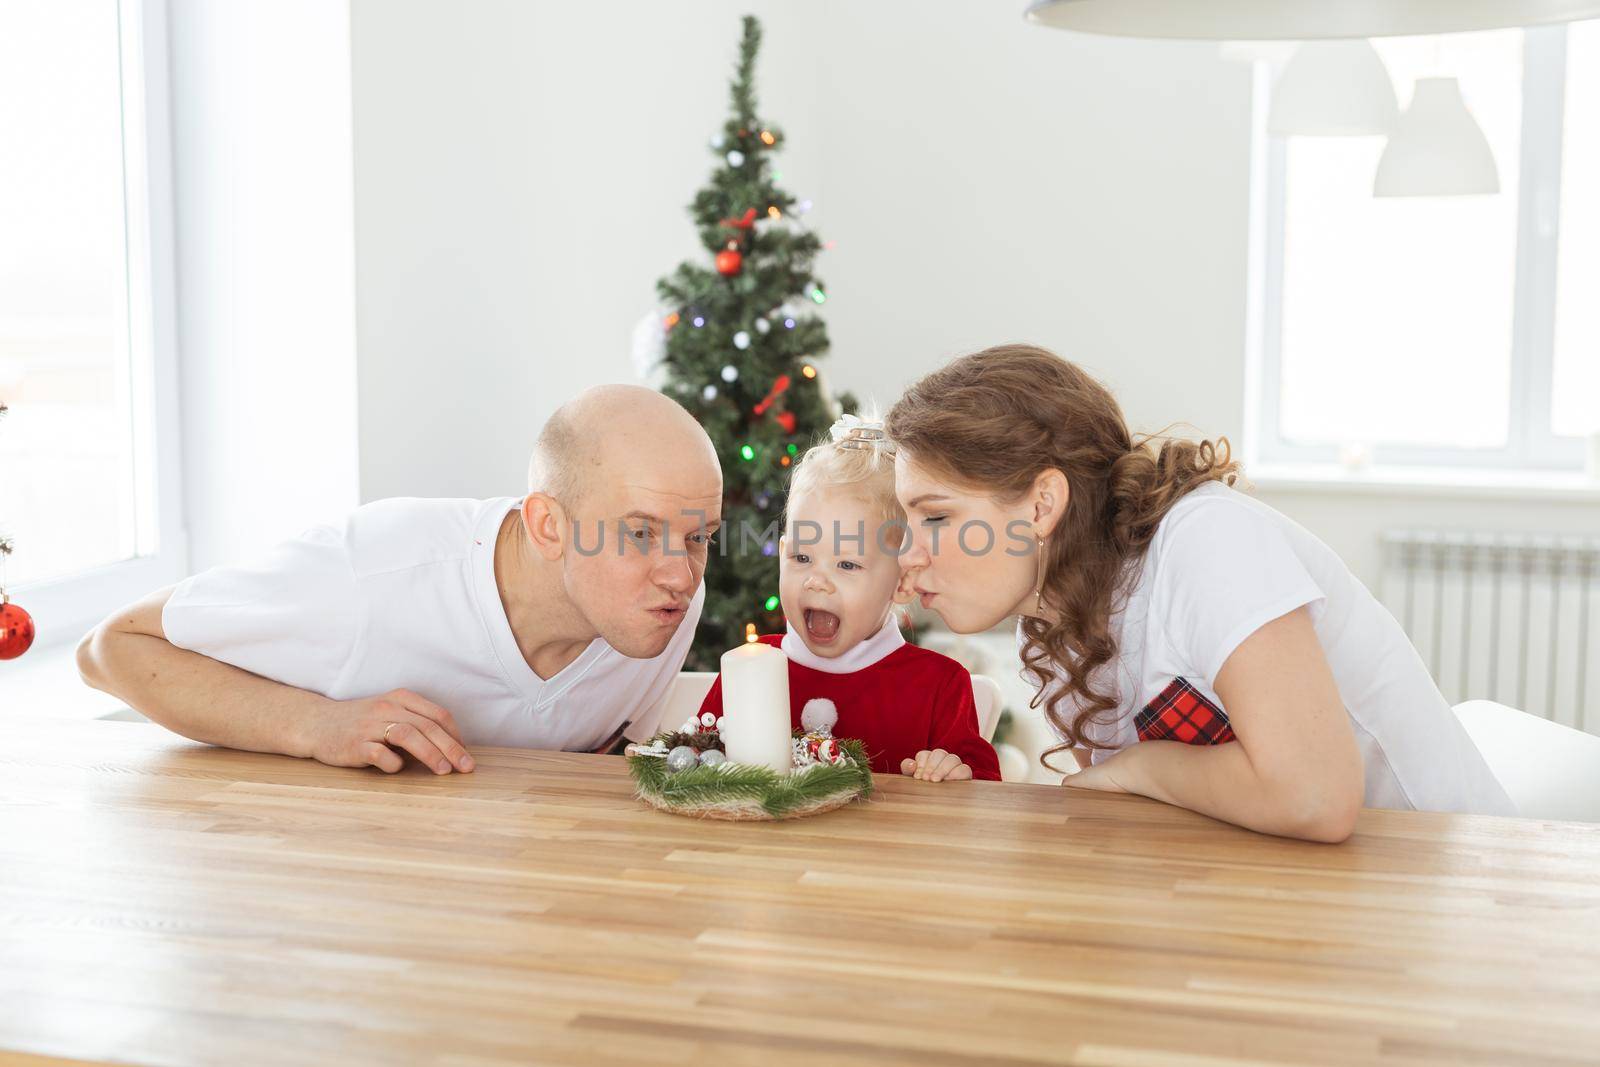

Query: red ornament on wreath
[715,243,743,277]
[0,596,34,661]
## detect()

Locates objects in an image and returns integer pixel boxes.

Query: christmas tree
[650,15,859,670]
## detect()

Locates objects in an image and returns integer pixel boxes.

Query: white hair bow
[829,413,896,455]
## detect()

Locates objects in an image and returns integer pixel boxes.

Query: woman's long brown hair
[885,344,1241,767]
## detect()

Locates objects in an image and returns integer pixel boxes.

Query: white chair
[1453,700,1600,823]
[630,670,1007,743]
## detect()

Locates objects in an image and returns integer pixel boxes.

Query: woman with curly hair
[886,344,1512,841]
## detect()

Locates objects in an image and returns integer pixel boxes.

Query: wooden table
[2,718,1597,1067]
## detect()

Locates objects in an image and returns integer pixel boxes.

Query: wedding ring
[382,721,398,745]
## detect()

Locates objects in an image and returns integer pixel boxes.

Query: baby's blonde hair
[784,410,905,537]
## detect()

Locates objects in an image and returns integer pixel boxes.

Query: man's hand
[303,689,476,775]
[900,748,973,783]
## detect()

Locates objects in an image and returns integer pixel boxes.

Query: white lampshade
[1024,0,1600,39]
[1374,77,1500,196]
[1269,41,1399,136]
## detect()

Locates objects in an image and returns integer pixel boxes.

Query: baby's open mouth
[803,608,841,644]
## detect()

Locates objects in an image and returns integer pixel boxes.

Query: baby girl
[698,414,1000,782]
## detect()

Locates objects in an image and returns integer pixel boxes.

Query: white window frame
[13,0,186,650]
[1246,25,1586,475]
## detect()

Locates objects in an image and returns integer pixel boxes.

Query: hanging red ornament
[715,246,743,276]
[719,207,758,232]
[0,597,34,661]
[775,411,797,434]
[752,374,793,416]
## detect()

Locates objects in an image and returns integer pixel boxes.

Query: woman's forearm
[1092,740,1359,842]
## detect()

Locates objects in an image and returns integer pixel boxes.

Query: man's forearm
[78,627,328,759]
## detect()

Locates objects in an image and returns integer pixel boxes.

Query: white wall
[348,0,1597,596]
[350,0,825,502]
[167,0,361,570]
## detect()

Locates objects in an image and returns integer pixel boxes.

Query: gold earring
[1034,533,1046,615]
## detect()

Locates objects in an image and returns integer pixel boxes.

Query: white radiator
[1380,531,1600,735]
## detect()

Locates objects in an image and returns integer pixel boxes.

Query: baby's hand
[900,749,974,783]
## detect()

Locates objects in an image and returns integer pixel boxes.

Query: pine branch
[731,16,761,127]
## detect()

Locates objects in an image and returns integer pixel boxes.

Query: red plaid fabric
[1135,678,1236,745]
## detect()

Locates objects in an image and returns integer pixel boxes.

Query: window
[1250,25,1597,474]
[0,0,183,645]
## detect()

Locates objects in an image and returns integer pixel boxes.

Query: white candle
[718,641,792,772]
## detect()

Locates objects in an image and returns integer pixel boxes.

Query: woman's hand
[901,749,974,782]
[1060,756,1131,793]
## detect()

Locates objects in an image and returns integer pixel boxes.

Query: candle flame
[744,623,758,644]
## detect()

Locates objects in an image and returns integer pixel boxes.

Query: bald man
[77,386,723,774]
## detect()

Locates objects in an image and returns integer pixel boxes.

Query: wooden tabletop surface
[1,717,1597,1067]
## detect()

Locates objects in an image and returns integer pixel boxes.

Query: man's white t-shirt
[1020,481,1514,816]
[163,497,704,752]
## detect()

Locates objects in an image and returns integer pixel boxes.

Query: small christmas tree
[650,15,858,669]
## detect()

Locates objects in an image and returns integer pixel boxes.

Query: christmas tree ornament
[721,365,739,383]
[733,330,751,350]
[754,318,771,335]
[711,133,726,150]
[776,411,796,434]
[800,698,838,735]
[699,711,719,731]
[752,374,791,417]
[698,748,727,767]
[715,246,743,277]
[726,149,745,167]
[702,384,719,401]
[0,597,33,661]
[0,532,30,661]
[720,207,758,232]
[666,745,699,773]
[629,308,669,380]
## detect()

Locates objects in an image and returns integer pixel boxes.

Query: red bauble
[0,599,35,660]
[715,248,743,276]
[775,411,797,434]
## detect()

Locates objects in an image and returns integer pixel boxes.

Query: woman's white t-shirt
[1019,482,1514,816]
[163,496,704,752]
